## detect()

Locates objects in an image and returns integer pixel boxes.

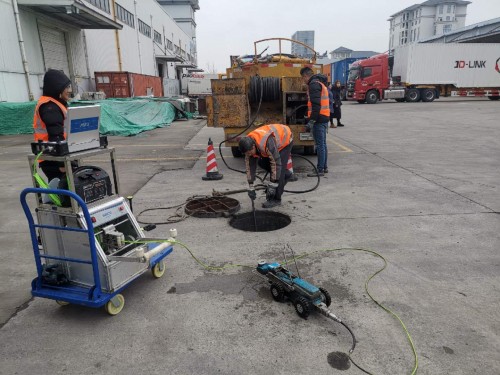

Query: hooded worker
[33,69,72,181]
[238,124,293,209]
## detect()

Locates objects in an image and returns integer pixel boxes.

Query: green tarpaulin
[0,98,193,136]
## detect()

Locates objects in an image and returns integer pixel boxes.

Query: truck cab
[346,54,390,104]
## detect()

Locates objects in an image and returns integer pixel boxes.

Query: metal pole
[133,0,143,74]
[12,0,34,101]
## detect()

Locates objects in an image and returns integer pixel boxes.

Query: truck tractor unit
[347,43,500,104]
[206,37,324,157]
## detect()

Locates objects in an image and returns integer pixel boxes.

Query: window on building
[87,0,110,13]
[439,5,443,14]
[443,24,452,33]
[446,16,451,21]
[174,44,180,55]
[154,30,162,44]
[115,3,134,28]
[433,25,437,35]
[166,39,173,50]
[138,19,151,38]
[447,4,452,13]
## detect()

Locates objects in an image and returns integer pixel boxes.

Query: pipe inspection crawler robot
[21,105,174,315]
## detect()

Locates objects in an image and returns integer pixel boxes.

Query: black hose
[339,321,374,375]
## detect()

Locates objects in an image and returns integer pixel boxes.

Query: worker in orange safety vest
[33,69,72,181]
[300,66,330,177]
[238,124,293,209]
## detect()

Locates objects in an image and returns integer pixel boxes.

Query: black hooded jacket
[307,73,330,124]
[39,69,71,141]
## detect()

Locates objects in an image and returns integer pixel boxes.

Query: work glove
[247,183,256,200]
[305,120,315,132]
[266,181,278,200]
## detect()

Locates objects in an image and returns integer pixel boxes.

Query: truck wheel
[395,98,406,103]
[421,88,436,102]
[294,297,311,319]
[270,283,285,302]
[365,90,379,104]
[405,88,421,102]
[319,287,332,307]
[488,96,499,101]
[303,146,315,155]
[231,146,243,158]
[357,99,366,104]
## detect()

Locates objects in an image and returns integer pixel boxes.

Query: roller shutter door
[39,24,70,76]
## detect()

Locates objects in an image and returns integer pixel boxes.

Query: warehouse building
[0,0,199,102]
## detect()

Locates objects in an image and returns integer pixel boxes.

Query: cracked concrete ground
[0,98,499,374]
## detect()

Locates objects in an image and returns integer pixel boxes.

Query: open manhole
[229,211,291,232]
[185,196,240,218]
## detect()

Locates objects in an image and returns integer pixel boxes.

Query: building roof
[351,51,379,58]
[331,46,353,53]
[420,17,500,43]
[389,0,471,18]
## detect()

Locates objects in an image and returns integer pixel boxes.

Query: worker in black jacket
[33,69,72,181]
[300,67,330,176]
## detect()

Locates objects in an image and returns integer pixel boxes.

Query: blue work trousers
[312,122,328,172]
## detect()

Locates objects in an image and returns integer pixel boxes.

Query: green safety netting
[0,98,194,137]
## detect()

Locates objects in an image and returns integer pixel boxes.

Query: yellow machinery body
[206,38,323,156]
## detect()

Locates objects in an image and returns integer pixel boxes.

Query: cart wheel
[152,260,166,278]
[56,300,70,306]
[105,294,125,316]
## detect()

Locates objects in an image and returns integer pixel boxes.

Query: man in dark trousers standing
[300,67,330,177]
[33,69,72,181]
[238,124,293,209]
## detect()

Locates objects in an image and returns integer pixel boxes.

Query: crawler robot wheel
[294,297,311,319]
[319,287,332,307]
[270,283,285,302]
[105,294,125,316]
[152,260,166,278]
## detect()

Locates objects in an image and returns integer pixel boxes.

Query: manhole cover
[185,196,240,218]
[229,211,291,232]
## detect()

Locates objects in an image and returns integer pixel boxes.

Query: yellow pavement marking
[330,140,353,152]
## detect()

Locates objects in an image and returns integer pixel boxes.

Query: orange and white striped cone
[202,138,223,181]
[286,154,298,182]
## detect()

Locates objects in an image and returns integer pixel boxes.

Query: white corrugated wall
[395,43,500,87]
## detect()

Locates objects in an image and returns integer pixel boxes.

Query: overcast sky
[195,0,500,73]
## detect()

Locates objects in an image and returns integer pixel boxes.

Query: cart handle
[20,188,102,300]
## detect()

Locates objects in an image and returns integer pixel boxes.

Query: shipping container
[95,72,163,98]
[393,43,500,87]
[181,73,218,96]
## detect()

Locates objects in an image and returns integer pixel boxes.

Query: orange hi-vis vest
[33,96,67,142]
[307,80,330,118]
[247,124,293,158]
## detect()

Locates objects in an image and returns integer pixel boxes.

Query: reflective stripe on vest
[307,80,330,118]
[248,124,292,158]
[33,96,68,142]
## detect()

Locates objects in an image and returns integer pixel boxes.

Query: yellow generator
[206,38,323,157]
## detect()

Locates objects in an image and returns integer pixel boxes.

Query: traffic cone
[202,138,223,181]
[286,154,298,182]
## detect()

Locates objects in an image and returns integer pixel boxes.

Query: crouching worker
[33,69,72,182]
[238,124,293,209]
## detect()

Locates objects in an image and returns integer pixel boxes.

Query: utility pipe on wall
[12,0,34,101]
[111,0,122,71]
[133,0,143,74]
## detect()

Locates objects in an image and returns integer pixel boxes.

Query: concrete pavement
[0,98,498,374]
